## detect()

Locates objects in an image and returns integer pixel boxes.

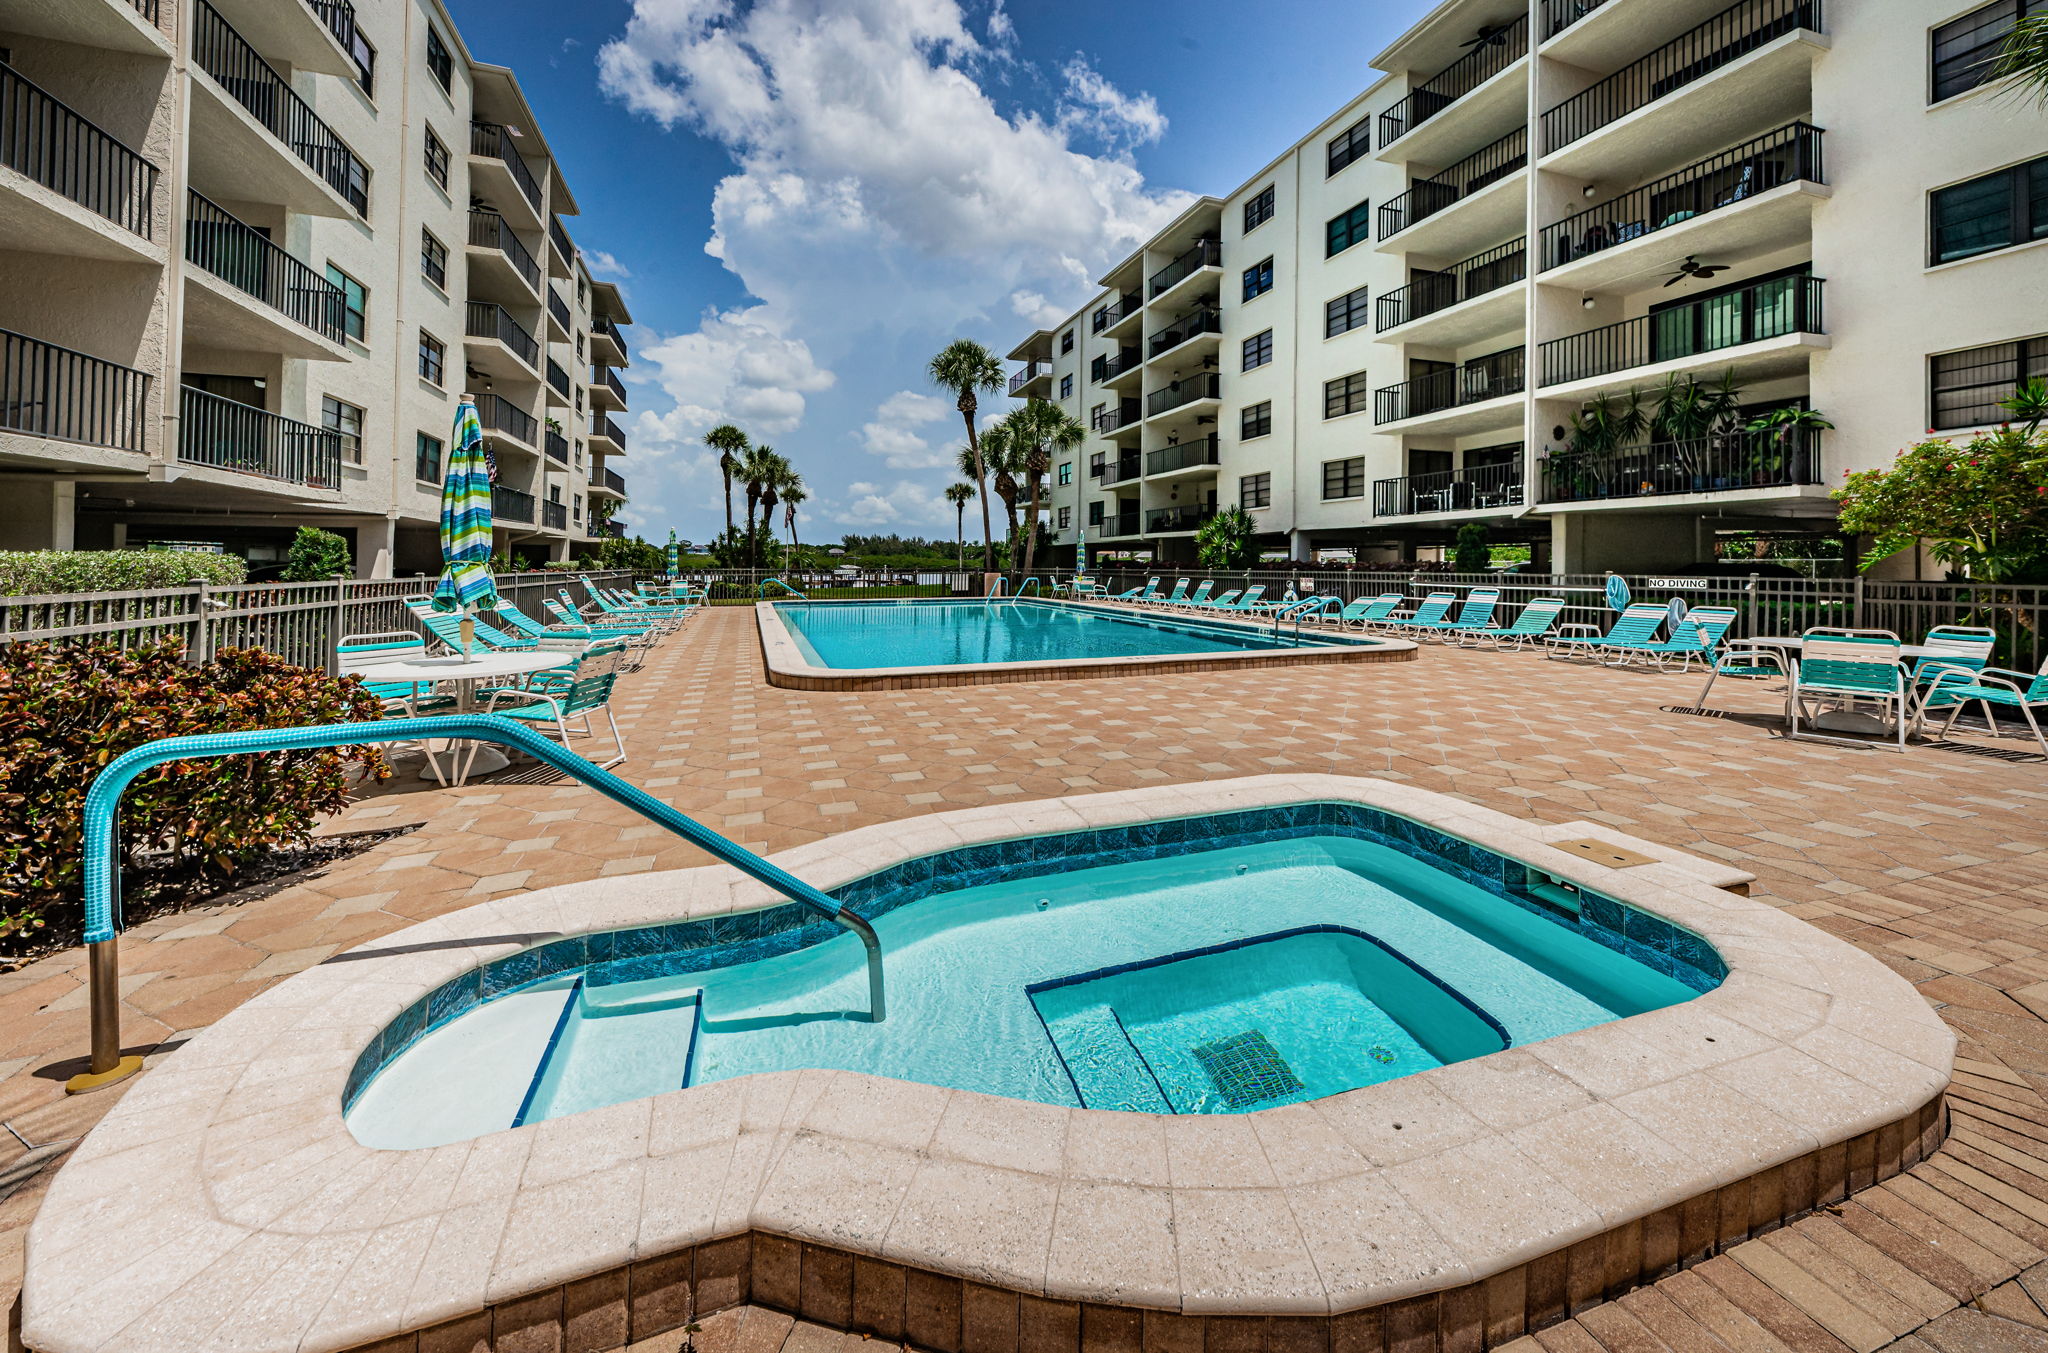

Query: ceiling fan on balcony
[1461,22,1513,46]
[1663,256,1731,286]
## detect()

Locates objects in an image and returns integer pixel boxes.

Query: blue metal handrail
[1016,577,1041,598]
[986,576,1008,598]
[71,714,884,1088]
[759,577,806,599]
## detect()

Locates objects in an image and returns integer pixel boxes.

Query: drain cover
[1550,837,1659,869]
[1191,1030,1304,1109]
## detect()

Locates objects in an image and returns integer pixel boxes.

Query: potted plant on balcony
[1649,370,1743,490]
[1558,389,1647,499]
[1744,405,1833,486]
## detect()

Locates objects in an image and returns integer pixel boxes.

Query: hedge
[0,550,248,597]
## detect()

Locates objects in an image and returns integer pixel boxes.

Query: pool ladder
[760,577,808,599]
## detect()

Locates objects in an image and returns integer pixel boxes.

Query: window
[1931,335,2048,429]
[322,395,363,464]
[1327,117,1370,175]
[418,330,445,385]
[1931,156,2048,263]
[424,127,449,189]
[1092,304,1109,333]
[1090,354,1107,383]
[1244,185,1274,232]
[1059,373,1074,399]
[415,431,443,483]
[1242,329,1273,371]
[1058,461,1074,486]
[573,495,583,524]
[1240,473,1271,509]
[342,157,369,216]
[1326,200,1372,256]
[325,265,366,342]
[1058,506,1072,530]
[1060,329,1075,354]
[420,228,447,287]
[1933,0,2048,102]
[426,26,452,91]
[1322,457,1365,500]
[1089,407,1105,440]
[1087,500,1104,526]
[1241,401,1272,440]
[1324,369,1370,418]
[1242,256,1274,302]
[1326,285,1371,338]
[346,29,375,95]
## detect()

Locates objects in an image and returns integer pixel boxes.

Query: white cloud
[634,304,833,442]
[583,249,632,279]
[1056,57,1166,151]
[857,390,954,469]
[836,478,954,530]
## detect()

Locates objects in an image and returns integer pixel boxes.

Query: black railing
[1102,454,1144,485]
[194,2,366,213]
[1375,347,1525,424]
[545,427,569,463]
[542,499,567,530]
[1375,237,1526,332]
[467,209,539,291]
[591,414,626,448]
[1093,292,1141,332]
[1541,122,1824,269]
[1543,0,1618,38]
[592,465,626,495]
[1539,274,1824,386]
[592,314,628,360]
[1093,402,1142,434]
[1100,510,1142,537]
[546,290,569,334]
[492,484,536,523]
[1377,127,1527,240]
[1146,373,1221,417]
[476,392,537,446]
[178,386,340,487]
[465,301,539,368]
[1373,462,1524,517]
[594,365,626,401]
[1146,437,1220,477]
[0,61,158,239]
[1,327,150,452]
[470,121,542,214]
[185,191,345,341]
[546,357,569,399]
[1093,349,1141,383]
[549,213,573,259]
[1148,239,1222,297]
[129,0,162,22]
[1008,361,1049,395]
[1148,309,1222,358]
[305,0,356,50]
[1379,14,1528,145]
[1145,504,1216,534]
[1542,0,1823,152]
[1540,426,1822,502]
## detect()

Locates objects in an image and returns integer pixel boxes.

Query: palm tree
[975,422,1024,553]
[780,479,807,567]
[738,444,785,567]
[944,482,975,567]
[1993,15,2048,106]
[703,424,749,543]
[927,339,1005,571]
[1006,400,1085,577]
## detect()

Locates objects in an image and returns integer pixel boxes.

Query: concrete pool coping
[754,598,1418,689]
[20,776,1951,1353]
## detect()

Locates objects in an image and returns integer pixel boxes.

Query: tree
[1451,523,1491,573]
[2002,376,2048,437]
[780,478,807,566]
[928,339,1005,571]
[944,482,975,568]
[758,452,797,568]
[280,526,351,581]
[1196,506,1260,571]
[974,423,1024,550]
[1005,400,1085,577]
[738,444,787,567]
[1993,14,2048,107]
[703,424,748,542]
[1835,428,2048,582]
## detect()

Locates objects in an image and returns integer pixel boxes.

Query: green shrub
[280,526,353,581]
[1451,523,1491,573]
[0,639,386,950]
[0,549,247,597]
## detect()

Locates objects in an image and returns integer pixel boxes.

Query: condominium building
[0,0,633,576]
[1010,0,2045,573]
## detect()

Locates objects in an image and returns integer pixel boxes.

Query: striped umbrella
[432,396,499,617]
[666,529,679,577]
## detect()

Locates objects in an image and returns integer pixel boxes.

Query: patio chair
[405,598,537,655]
[1922,657,2048,756]
[565,586,683,633]
[473,638,633,775]
[1379,591,1458,633]
[1146,579,1191,609]
[1909,625,1998,717]
[1637,604,1739,671]
[580,577,688,617]
[1210,585,1267,615]
[1188,588,1241,612]
[1790,630,1910,751]
[1544,603,1670,663]
[1464,596,1565,649]
[1413,588,1502,641]
[1113,577,1159,603]
[337,632,455,783]
[1312,594,1399,629]
[1173,581,1216,610]
[1693,641,1789,714]
[493,600,656,665]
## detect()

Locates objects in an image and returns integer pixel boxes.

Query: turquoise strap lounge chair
[1325,593,1403,630]
[1924,657,2048,755]
[474,639,632,774]
[494,600,655,664]
[1175,581,1216,611]
[564,586,681,633]
[1638,604,1739,670]
[1211,585,1267,615]
[1147,579,1191,609]
[1113,576,1158,602]
[1380,591,1457,632]
[1791,630,1909,751]
[1695,643,1789,714]
[1465,596,1565,649]
[1911,625,1998,716]
[1544,602,1669,663]
[1412,588,1501,640]
[404,598,540,655]
[338,632,457,783]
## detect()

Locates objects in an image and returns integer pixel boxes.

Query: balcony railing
[1540,426,1822,502]
[194,2,366,213]
[492,484,536,523]
[1543,0,1618,38]
[1379,13,1528,145]
[1541,122,1824,269]
[1093,402,1142,435]
[1092,349,1140,383]
[1008,361,1049,395]
[1092,291,1141,332]
[1,327,151,452]
[1539,274,1823,386]
[1101,454,1143,485]
[1373,462,1524,517]
[1375,347,1526,424]
[1147,308,1222,359]
[465,301,539,368]
[1144,504,1216,534]
[178,386,340,488]
[1542,0,1823,152]
[129,0,163,22]
[304,0,356,50]
[1377,127,1526,240]
[591,313,628,361]
[475,392,537,446]
[1098,509,1142,538]
[592,465,626,495]
[1146,437,1220,477]
[185,191,345,341]
[1375,237,1526,332]
[1,60,158,239]
[542,499,567,530]
[467,209,539,291]
[1146,373,1221,418]
[594,365,626,402]
[470,121,542,214]
[591,414,626,448]
[545,427,569,463]
[549,213,572,259]
[1148,239,1222,297]
[547,288,570,333]
[546,357,569,399]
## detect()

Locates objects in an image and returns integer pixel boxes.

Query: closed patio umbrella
[666,529,679,577]
[432,396,499,656]
[1604,573,1631,613]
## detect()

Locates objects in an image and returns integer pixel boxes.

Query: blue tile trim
[511,976,583,1129]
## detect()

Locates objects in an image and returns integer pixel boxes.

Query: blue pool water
[773,598,1352,669]
[347,833,1709,1148]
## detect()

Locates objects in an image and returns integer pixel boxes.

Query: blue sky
[441,0,1430,547]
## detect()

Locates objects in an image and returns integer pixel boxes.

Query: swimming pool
[344,803,1719,1149]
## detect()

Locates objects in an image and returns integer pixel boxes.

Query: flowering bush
[0,640,386,951]
[1835,428,2048,582]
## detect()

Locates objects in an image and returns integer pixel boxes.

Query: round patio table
[1745,636,1940,735]
[342,650,566,782]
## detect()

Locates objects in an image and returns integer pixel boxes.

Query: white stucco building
[0,0,633,575]
[1009,0,2047,573]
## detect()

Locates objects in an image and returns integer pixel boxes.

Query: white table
[345,650,567,783]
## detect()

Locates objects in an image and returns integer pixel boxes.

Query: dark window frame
[1244,185,1275,233]
[1930,333,2048,429]
[418,330,445,385]
[1242,256,1275,302]
[1058,460,1074,486]
[1327,117,1370,176]
[1323,369,1371,419]
[1325,285,1371,338]
[1326,200,1372,257]
[424,126,449,190]
[1059,373,1074,399]
[1057,505,1072,530]
[325,263,366,343]
[1930,154,2048,264]
[322,394,364,464]
[1242,329,1274,371]
[1241,400,1272,440]
[1240,472,1272,509]
[426,27,453,92]
[1322,457,1365,500]
[420,228,447,288]
[1060,329,1075,354]
[415,431,444,483]
[1932,0,2048,102]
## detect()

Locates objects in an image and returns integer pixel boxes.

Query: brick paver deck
[5,606,2048,1353]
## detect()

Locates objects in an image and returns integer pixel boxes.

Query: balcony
[1375,347,1526,430]
[1092,401,1142,436]
[1144,504,1216,535]
[1093,291,1142,338]
[1374,238,1525,341]
[1,327,151,453]
[1145,437,1220,479]
[1540,426,1822,504]
[546,357,569,402]
[1145,372,1221,420]
[464,301,539,375]
[1097,509,1142,538]
[589,414,626,454]
[591,314,628,366]
[466,209,540,297]
[1379,14,1528,149]
[1147,308,1222,362]
[592,364,627,410]
[178,386,341,490]
[183,191,348,357]
[1093,348,1142,389]
[470,121,543,223]
[190,1,365,217]
[475,392,538,449]
[542,499,568,531]
[0,61,158,247]
[492,484,536,524]
[549,213,573,269]
[590,465,627,497]
[1009,361,1051,397]
[1373,462,1524,518]
[1100,453,1143,485]
[1377,128,1526,245]
[1540,122,1825,279]
[545,287,570,342]
[206,0,357,77]
[545,427,569,463]
[1539,274,1823,389]
[1147,239,1221,300]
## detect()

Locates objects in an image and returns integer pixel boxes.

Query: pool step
[515,981,702,1125]
[1037,1003,1174,1113]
